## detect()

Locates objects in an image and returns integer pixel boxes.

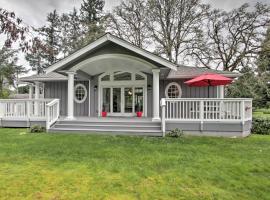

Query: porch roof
[167,65,240,79]
[20,72,68,83]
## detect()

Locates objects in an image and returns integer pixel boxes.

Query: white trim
[45,33,177,74]
[71,54,156,72]
[165,82,182,98]
[74,83,88,104]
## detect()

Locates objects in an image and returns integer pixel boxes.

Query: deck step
[53,124,161,131]
[49,119,162,136]
[49,127,162,136]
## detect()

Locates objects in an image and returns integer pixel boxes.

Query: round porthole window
[165,82,182,98]
[74,84,87,103]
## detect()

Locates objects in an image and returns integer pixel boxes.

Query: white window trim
[74,83,87,103]
[165,82,182,98]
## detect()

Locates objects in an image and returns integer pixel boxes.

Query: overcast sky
[1,0,268,75]
[2,0,268,27]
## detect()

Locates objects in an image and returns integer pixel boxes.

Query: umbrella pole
[208,86,210,98]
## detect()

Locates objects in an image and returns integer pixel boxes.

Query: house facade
[0,33,252,137]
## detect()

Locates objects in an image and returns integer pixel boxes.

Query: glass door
[112,88,121,114]
[124,87,133,114]
[102,86,145,116]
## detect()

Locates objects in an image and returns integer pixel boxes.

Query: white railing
[0,99,60,131]
[161,98,252,136]
[46,99,60,130]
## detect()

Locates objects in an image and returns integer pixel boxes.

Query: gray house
[0,33,252,137]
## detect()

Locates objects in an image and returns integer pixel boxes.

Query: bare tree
[106,0,149,48]
[146,0,209,64]
[192,3,270,72]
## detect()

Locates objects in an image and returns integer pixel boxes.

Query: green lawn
[0,129,270,200]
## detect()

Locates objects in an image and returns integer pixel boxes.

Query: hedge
[252,117,270,135]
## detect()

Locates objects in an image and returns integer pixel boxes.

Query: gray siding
[44,80,89,116]
[44,81,68,116]
[160,79,217,98]
[90,76,99,117]
[44,77,219,118]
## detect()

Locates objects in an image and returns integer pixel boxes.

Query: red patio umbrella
[184,73,233,97]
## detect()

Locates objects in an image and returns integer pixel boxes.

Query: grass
[0,129,270,200]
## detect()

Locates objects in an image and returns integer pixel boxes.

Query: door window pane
[101,75,110,81]
[135,87,143,112]
[102,88,110,112]
[125,88,133,113]
[113,88,121,113]
[136,74,145,80]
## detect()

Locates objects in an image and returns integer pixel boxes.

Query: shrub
[166,128,184,138]
[252,117,270,135]
[29,125,46,133]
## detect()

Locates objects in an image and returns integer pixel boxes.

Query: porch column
[34,82,40,116]
[219,85,224,98]
[152,69,160,121]
[66,71,76,120]
[29,84,33,99]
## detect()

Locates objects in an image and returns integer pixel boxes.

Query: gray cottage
[0,33,252,137]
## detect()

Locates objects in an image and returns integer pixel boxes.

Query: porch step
[49,119,162,136]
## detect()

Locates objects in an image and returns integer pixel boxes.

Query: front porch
[0,98,252,137]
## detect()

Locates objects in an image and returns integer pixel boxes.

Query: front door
[102,86,144,116]
[99,71,147,117]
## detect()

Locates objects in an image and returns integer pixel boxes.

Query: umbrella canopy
[184,73,233,87]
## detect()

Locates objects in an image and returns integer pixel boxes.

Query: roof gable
[45,33,178,74]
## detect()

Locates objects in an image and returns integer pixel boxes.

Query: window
[101,75,110,81]
[135,74,145,80]
[165,82,182,98]
[74,84,87,103]
[114,72,132,81]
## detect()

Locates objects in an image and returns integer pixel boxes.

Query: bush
[166,128,184,138]
[29,125,46,133]
[252,117,270,135]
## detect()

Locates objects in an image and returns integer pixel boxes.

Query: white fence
[0,99,60,130]
[161,98,252,135]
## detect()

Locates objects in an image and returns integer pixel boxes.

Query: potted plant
[136,102,143,117]
[101,104,107,117]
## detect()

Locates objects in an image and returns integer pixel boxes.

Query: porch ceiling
[72,54,156,76]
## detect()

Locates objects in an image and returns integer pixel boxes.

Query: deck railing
[46,99,60,130]
[0,99,60,130]
[160,98,252,136]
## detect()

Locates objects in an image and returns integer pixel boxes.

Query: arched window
[165,82,182,98]
[74,84,87,103]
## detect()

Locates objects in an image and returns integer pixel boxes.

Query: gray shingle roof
[167,65,240,79]
[20,72,68,82]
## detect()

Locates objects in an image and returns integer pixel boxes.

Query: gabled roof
[167,65,240,79]
[45,33,178,74]
[20,72,67,82]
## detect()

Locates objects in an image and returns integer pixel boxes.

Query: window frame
[165,82,182,98]
[74,83,87,103]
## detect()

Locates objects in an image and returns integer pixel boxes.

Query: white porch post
[34,82,40,116]
[66,71,76,120]
[152,69,160,121]
[34,82,40,100]
[219,85,224,98]
[29,84,33,99]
